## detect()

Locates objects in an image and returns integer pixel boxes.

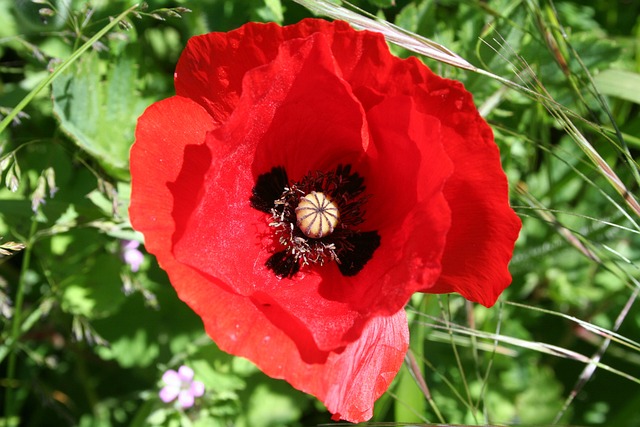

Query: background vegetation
[1,0,639,425]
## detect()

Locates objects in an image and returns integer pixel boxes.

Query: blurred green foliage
[1,0,639,426]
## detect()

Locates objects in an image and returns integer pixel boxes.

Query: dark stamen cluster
[250,165,380,278]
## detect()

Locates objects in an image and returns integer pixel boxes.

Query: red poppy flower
[129,18,520,422]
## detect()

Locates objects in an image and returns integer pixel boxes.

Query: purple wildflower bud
[121,240,144,272]
[159,365,205,409]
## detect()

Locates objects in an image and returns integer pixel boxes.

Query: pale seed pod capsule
[295,191,340,239]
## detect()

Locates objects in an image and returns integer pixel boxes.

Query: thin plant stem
[396,294,428,422]
[422,318,640,384]
[438,295,478,423]
[405,349,446,424]
[4,218,38,425]
[473,301,504,422]
[465,300,485,420]
[420,353,478,414]
[552,287,640,424]
[544,0,640,188]
[0,4,140,134]
[503,301,640,354]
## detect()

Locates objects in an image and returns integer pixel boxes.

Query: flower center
[295,191,340,239]
[250,165,380,279]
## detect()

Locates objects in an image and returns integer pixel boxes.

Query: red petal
[174,19,343,126]
[189,264,407,423]
[171,31,373,353]
[174,24,279,125]
[247,34,370,182]
[129,96,215,248]
[319,28,521,306]
[130,95,407,423]
[314,310,409,422]
[203,275,408,424]
[317,95,453,318]
[425,110,521,307]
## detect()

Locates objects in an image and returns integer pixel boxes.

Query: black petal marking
[265,250,300,278]
[250,166,288,213]
[251,164,380,278]
[337,231,381,276]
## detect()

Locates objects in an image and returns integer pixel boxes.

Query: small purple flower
[159,365,205,408]
[122,240,144,272]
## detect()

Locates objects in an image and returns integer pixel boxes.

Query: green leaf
[99,328,160,369]
[0,0,18,39]
[60,253,127,318]
[52,51,149,179]
[93,294,162,368]
[515,366,565,424]
[594,69,640,104]
[190,352,247,393]
[257,0,284,23]
[92,283,203,368]
[241,383,303,427]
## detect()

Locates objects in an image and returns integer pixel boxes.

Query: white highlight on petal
[159,385,180,403]
[178,390,195,408]
[162,369,181,387]
[190,380,205,397]
[177,365,194,381]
